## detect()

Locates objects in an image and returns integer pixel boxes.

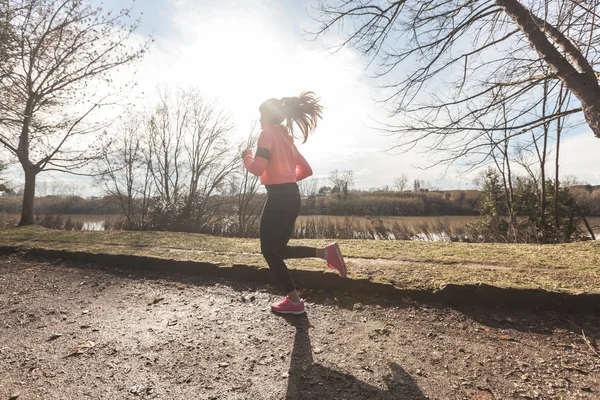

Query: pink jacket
[243,124,313,185]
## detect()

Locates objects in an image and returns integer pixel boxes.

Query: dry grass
[1,226,599,294]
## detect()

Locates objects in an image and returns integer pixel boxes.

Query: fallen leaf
[374,328,391,336]
[557,343,577,349]
[466,390,493,400]
[68,340,95,356]
[495,335,519,343]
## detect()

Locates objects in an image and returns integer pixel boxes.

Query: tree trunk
[497,0,600,138]
[19,167,37,226]
[554,85,566,231]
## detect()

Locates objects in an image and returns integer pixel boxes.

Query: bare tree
[105,88,239,231]
[297,177,320,197]
[393,173,408,191]
[329,169,354,199]
[98,112,153,228]
[235,127,262,236]
[0,0,149,225]
[561,174,586,188]
[486,100,518,239]
[181,89,238,226]
[312,0,600,163]
[145,88,188,205]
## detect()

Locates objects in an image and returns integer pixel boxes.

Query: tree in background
[413,179,421,192]
[298,177,320,197]
[0,1,13,72]
[394,173,408,191]
[477,168,507,238]
[99,88,239,232]
[0,159,12,193]
[0,0,149,226]
[234,126,262,237]
[98,112,152,229]
[329,169,354,200]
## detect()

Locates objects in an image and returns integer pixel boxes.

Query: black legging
[261,183,316,293]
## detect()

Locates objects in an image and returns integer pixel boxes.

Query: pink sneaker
[325,242,347,278]
[271,296,305,315]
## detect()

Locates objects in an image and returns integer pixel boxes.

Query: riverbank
[2,226,599,298]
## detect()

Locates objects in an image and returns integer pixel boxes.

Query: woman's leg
[260,195,297,296]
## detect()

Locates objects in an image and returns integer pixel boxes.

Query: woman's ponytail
[259,92,323,143]
[281,92,323,143]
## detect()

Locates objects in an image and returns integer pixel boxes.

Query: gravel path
[1,255,599,399]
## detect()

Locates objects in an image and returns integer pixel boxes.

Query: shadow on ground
[7,252,600,338]
[283,314,426,400]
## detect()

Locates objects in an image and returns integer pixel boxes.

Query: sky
[4,0,600,194]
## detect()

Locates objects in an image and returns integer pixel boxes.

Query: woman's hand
[241,149,252,160]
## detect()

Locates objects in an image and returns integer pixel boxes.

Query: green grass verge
[1,226,599,294]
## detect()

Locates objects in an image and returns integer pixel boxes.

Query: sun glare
[134,7,376,167]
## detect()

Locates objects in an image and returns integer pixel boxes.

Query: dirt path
[1,255,599,400]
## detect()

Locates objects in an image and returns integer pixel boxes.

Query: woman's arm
[243,150,268,177]
[243,129,273,177]
[295,150,313,181]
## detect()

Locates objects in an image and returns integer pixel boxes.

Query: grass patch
[1,226,599,294]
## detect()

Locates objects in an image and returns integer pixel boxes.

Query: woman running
[242,92,347,315]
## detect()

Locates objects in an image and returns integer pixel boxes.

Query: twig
[560,360,589,375]
[582,330,599,357]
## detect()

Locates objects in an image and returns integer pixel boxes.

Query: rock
[150,297,164,305]
[314,348,323,354]
[47,333,63,341]
[9,394,19,400]
[218,362,229,368]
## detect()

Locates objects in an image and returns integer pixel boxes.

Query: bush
[473,176,585,243]
[0,213,17,228]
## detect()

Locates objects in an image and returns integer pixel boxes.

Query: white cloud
[554,132,600,184]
